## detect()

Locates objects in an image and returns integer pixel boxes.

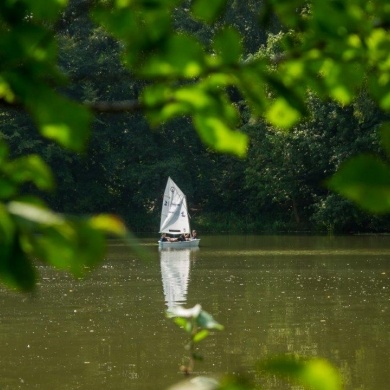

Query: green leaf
[4,72,91,151]
[261,357,342,390]
[0,179,18,199]
[5,155,54,191]
[21,0,68,20]
[368,72,390,111]
[141,34,204,78]
[327,154,390,213]
[196,309,224,330]
[380,122,390,157]
[266,97,301,129]
[89,214,127,237]
[192,329,210,343]
[173,317,193,333]
[0,236,36,292]
[0,204,16,245]
[213,27,242,65]
[30,91,92,151]
[194,114,248,157]
[238,67,268,114]
[191,0,227,23]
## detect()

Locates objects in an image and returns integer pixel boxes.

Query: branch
[0,97,146,114]
[86,99,145,113]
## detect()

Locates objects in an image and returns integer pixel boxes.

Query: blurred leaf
[141,34,204,77]
[0,179,18,199]
[368,72,390,111]
[21,0,67,20]
[270,0,306,27]
[173,317,193,333]
[8,201,64,226]
[238,67,268,114]
[30,90,92,152]
[266,97,301,129]
[4,155,54,191]
[89,214,127,236]
[0,204,15,245]
[261,357,342,390]
[169,304,202,318]
[196,309,224,330]
[320,61,364,105]
[0,236,36,292]
[191,0,227,23]
[193,329,210,343]
[327,154,390,213]
[194,114,248,157]
[380,122,390,157]
[192,352,204,361]
[213,27,242,65]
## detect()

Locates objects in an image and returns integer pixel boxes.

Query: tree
[2,0,390,290]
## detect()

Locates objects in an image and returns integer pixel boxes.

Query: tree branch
[86,99,145,113]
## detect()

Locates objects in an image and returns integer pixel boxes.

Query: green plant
[168,304,224,375]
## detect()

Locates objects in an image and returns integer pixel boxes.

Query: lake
[0,235,390,389]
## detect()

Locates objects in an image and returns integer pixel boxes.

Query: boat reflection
[159,248,198,311]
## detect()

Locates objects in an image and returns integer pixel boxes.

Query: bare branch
[86,99,145,113]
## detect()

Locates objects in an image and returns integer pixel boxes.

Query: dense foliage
[1,0,390,292]
[2,1,390,237]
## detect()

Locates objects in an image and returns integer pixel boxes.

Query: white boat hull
[158,239,200,249]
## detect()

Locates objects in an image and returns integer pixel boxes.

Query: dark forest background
[1,0,389,234]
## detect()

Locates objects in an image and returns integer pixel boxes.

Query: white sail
[159,177,190,234]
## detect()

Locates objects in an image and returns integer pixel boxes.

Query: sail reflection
[159,248,198,311]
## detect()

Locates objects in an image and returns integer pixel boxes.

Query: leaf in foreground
[327,154,390,213]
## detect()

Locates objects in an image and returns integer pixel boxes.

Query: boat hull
[158,239,200,249]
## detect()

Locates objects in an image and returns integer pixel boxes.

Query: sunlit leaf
[30,91,92,151]
[327,154,390,213]
[141,34,204,77]
[368,73,390,110]
[266,97,301,129]
[191,0,227,23]
[261,357,342,390]
[193,329,210,343]
[31,220,106,275]
[8,201,64,226]
[194,115,248,157]
[89,214,127,236]
[4,155,54,191]
[174,317,193,333]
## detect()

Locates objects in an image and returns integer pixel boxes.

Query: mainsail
[159,177,190,234]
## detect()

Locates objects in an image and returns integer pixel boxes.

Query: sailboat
[158,177,200,248]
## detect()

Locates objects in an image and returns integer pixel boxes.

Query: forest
[1,1,390,235]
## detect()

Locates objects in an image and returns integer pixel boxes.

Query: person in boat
[192,230,198,239]
[177,234,186,242]
[160,233,168,242]
[184,233,190,241]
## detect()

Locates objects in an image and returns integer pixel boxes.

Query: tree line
[1,1,389,234]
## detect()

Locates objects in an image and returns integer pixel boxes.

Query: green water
[1,235,390,389]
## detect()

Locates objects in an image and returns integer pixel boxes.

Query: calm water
[1,235,390,389]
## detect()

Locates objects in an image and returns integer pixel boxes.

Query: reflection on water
[0,235,390,390]
[159,248,197,311]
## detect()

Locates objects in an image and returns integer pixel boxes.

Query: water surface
[1,235,390,389]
